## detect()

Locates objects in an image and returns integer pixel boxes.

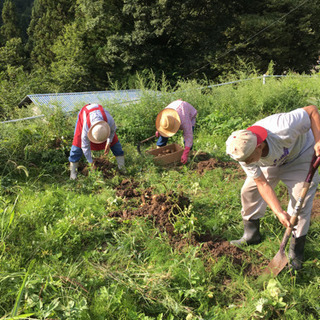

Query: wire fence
[0,74,316,124]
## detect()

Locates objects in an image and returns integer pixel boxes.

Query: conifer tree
[27,0,75,68]
[50,0,123,91]
[0,0,25,71]
[0,0,21,43]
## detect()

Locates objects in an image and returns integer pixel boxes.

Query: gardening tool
[263,153,320,276]
[104,141,110,155]
[137,135,156,154]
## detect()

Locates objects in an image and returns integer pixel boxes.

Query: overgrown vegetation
[1,72,320,319]
[1,0,320,120]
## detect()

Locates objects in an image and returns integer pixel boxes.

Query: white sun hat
[88,120,110,144]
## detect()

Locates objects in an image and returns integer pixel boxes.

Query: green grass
[0,71,320,319]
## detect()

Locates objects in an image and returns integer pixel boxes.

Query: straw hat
[155,108,181,137]
[88,120,110,144]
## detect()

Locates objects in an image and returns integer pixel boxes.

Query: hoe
[263,153,320,276]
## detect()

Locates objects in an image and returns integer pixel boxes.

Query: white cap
[226,126,268,161]
[226,130,258,161]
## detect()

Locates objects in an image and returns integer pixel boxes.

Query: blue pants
[156,126,194,149]
[68,141,124,162]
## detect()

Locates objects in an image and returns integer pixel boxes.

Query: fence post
[263,74,267,85]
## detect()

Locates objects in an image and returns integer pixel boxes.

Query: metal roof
[18,90,144,112]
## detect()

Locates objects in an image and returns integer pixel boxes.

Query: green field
[1,72,320,319]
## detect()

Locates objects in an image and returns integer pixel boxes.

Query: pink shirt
[165,100,197,148]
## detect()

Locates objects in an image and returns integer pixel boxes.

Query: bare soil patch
[108,178,267,276]
[191,152,243,175]
[79,156,117,179]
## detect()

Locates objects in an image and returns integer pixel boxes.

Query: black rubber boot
[288,235,306,271]
[230,219,261,246]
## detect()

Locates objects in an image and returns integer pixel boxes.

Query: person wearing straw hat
[68,103,125,179]
[225,105,320,270]
[156,99,197,164]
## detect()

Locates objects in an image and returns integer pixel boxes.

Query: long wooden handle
[137,135,156,154]
[140,135,156,144]
[279,154,320,251]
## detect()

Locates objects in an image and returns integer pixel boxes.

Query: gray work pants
[241,146,319,237]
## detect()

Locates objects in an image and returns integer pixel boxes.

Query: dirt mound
[115,178,142,198]
[197,234,266,276]
[191,152,242,175]
[110,187,190,237]
[109,178,266,276]
[79,156,117,179]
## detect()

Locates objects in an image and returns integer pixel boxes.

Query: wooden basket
[146,143,184,165]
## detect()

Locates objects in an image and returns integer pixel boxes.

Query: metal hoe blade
[137,135,156,154]
[262,249,288,276]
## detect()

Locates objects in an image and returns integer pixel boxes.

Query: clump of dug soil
[191,152,241,175]
[79,156,117,179]
[109,178,267,276]
[110,187,190,237]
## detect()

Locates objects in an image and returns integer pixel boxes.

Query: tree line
[0,0,320,118]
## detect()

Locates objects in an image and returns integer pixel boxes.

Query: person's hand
[155,131,160,138]
[314,140,320,156]
[181,146,191,164]
[275,210,291,228]
[104,142,110,155]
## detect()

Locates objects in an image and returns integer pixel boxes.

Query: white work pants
[241,146,319,237]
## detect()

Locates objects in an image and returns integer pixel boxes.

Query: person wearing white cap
[155,99,197,164]
[226,105,320,270]
[68,103,125,179]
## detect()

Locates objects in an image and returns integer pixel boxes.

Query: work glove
[155,131,160,137]
[181,146,191,164]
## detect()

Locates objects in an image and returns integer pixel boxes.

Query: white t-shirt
[240,108,314,179]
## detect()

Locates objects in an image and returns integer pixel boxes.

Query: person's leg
[110,141,124,157]
[110,140,125,171]
[156,135,169,147]
[68,145,83,179]
[231,166,280,245]
[280,147,319,270]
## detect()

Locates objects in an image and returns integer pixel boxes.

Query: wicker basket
[146,143,184,165]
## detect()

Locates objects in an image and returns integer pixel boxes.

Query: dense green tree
[50,22,90,92]
[0,37,25,68]
[220,0,320,75]
[0,0,20,43]
[50,0,245,88]
[100,0,242,83]
[0,0,26,74]
[27,0,75,68]
[1,0,320,95]
[0,0,34,40]
[50,0,125,91]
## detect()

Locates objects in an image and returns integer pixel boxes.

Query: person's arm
[81,133,93,163]
[80,113,93,163]
[303,105,320,156]
[254,173,291,228]
[104,109,116,142]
